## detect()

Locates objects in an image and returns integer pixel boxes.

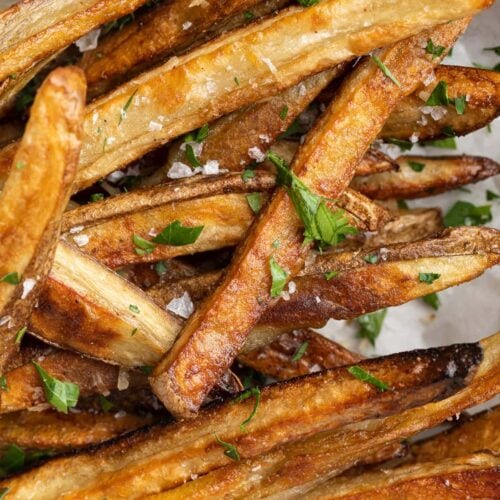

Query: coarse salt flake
[117,369,130,391]
[166,292,194,319]
[202,160,220,175]
[167,162,198,179]
[148,121,163,132]
[183,21,193,30]
[69,225,84,234]
[73,234,90,247]
[21,278,36,299]
[248,146,266,163]
[75,29,101,52]
[261,57,277,74]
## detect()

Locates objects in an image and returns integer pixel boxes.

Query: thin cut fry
[0,336,487,498]
[81,0,289,97]
[62,173,390,268]
[351,155,500,200]
[150,21,472,417]
[30,225,499,367]
[144,333,499,499]
[0,410,152,452]
[0,67,85,373]
[0,0,149,83]
[238,329,363,380]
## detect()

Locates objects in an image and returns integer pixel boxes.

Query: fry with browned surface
[150,20,473,418]
[1,335,491,498]
[0,67,86,373]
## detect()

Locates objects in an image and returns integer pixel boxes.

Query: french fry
[0,410,152,452]
[1,0,489,193]
[0,67,85,373]
[238,329,363,380]
[0,0,149,83]
[0,336,489,498]
[81,0,290,97]
[150,20,473,417]
[29,225,499,367]
[410,406,500,461]
[305,453,499,499]
[62,173,390,268]
[140,333,500,499]
[351,155,500,200]
[381,65,500,141]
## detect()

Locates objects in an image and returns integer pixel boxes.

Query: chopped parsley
[32,362,80,414]
[153,220,204,246]
[425,81,466,115]
[14,326,27,344]
[15,161,25,170]
[129,304,140,314]
[269,257,287,297]
[90,193,104,202]
[397,199,409,209]
[0,272,20,285]
[423,137,456,149]
[418,272,441,284]
[422,292,440,310]
[243,10,254,21]
[234,387,261,430]
[483,46,500,55]
[385,138,413,151]
[363,253,379,264]
[291,341,309,361]
[0,376,6,391]
[444,201,492,227]
[454,95,467,115]
[486,190,499,201]
[0,445,25,478]
[425,39,446,59]
[118,89,138,124]
[185,124,209,144]
[98,394,114,413]
[297,0,320,5]
[357,309,387,346]
[132,234,155,255]
[371,55,402,88]
[408,161,425,172]
[278,119,302,139]
[279,105,289,120]
[234,76,240,86]
[268,152,357,247]
[246,193,263,214]
[214,434,240,461]
[139,365,153,375]
[241,169,256,183]
[185,143,201,168]
[347,365,390,391]
[154,261,168,276]
[324,271,338,280]
[131,328,138,336]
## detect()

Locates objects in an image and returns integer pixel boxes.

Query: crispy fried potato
[305,453,499,499]
[352,155,500,200]
[0,0,149,83]
[0,410,152,452]
[150,21,471,418]
[144,333,499,499]
[0,67,85,372]
[238,329,363,380]
[29,242,180,368]
[381,65,500,141]
[0,337,488,498]
[81,0,290,97]
[410,406,500,461]
[1,0,488,193]
[62,173,390,268]
[0,120,22,149]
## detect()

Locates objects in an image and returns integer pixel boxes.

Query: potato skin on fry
[0,339,485,498]
[0,67,86,373]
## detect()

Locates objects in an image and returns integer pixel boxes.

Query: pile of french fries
[0,0,499,497]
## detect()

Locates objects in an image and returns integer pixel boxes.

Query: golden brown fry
[238,329,363,380]
[143,333,500,499]
[150,21,471,418]
[1,336,488,498]
[30,242,180,368]
[0,120,22,149]
[410,406,500,461]
[1,0,488,193]
[0,0,149,83]
[305,453,499,499]
[0,67,85,373]
[351,155,500,200]
[61,173,390,268]
[0,410,152,452]
[81,0,289,97]
[381,65,500,141]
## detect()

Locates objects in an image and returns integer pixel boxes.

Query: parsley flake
[14,326,27,344]
[291,341,309,361]
[246,193,263,214]
[241,169,256,183]
[422,293,440,310]
[139,365,153,375]
[269,257,288,297]
[234,387,261,430]
[185,143,201,168]
[418,272,441,284]
[408,161,425,172]
[0,445,25,478]
[279,105,289,120]
[348,365,390,391]
[397,199,409,209]
[425,39,445,59]
[153,220,204,246]
[32,362,79,413]
[297,0,320,6]
[118,89,138,124]
[234,76,240,86]
[486,189,499,201]
[90,193,104,202]
[444,201,492,227]
[363,253,379,264]
[132,234,156,255]
[423,137,457,149]
[15,161,25,170]
[426,81,450,106]
[454,95,467,115]
[243,10,254,21]
[0,272,20,285]
[324,271,338,280]
[357,309,387,346]
[484,46,500,55]
[371,55,401,88]
[129,304,140,314]
[154,261,168,276]
[99,394,114,413]
[385,138,413,151]
[214,434,240,461]
[0,376,6,391]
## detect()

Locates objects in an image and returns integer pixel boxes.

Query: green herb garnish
[269,257,288,298]
[324,271,338,280]
[279,105,289,120]
[118,89,138,124]
[0,272,20,285]
[154,261,168,276]
[385,138,413,151]
[425,39,445,59]
[357,309,387,346]
[241,169,256,183]
[234,387,261,430]
[291,341,309,361]
[408,161,425,172]
[90,193,104,202]
[444,201,492,227]
[0,376,7,391]
[132,234,156,255]
[99,394,114,413]
[14,326,27,344]
[423,137,457,149]
[214,434,240,461]
[363,253,379,264]
[483,46,500,55]
[486,190,499,201]
[418,272,441,284]
[371,55,402,88]
[153,220,204,246]
[347,365,390,391]
[246,193,263,214]
[422,293,440,310]
[129,304,140,314]
[185,143,201,168]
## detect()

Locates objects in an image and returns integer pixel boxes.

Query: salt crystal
[182,21,193,30]
[21,278,36,299]
[0,315,11,327]
[248,146,266,163]
[258,134,271,143]
[180,141,203,156]
[114,410,127,419]
[69,225,84,234]
[148,228,158,237]
[288,281,297,295]
[315,296,321,303]
[206,80,217,94]
[117,368,130,391]
[446,360,457,377]
[166,292,194,319]
[167,162,197,179]
[298,83,307,96]
[409,132,420,144]
[148,121,163,132]
[73,234,90,247]
[75,29,101,52]
[309,364,322,373]
[202,160,220,175]
[421,106,448,121]
[261,57,277,74]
